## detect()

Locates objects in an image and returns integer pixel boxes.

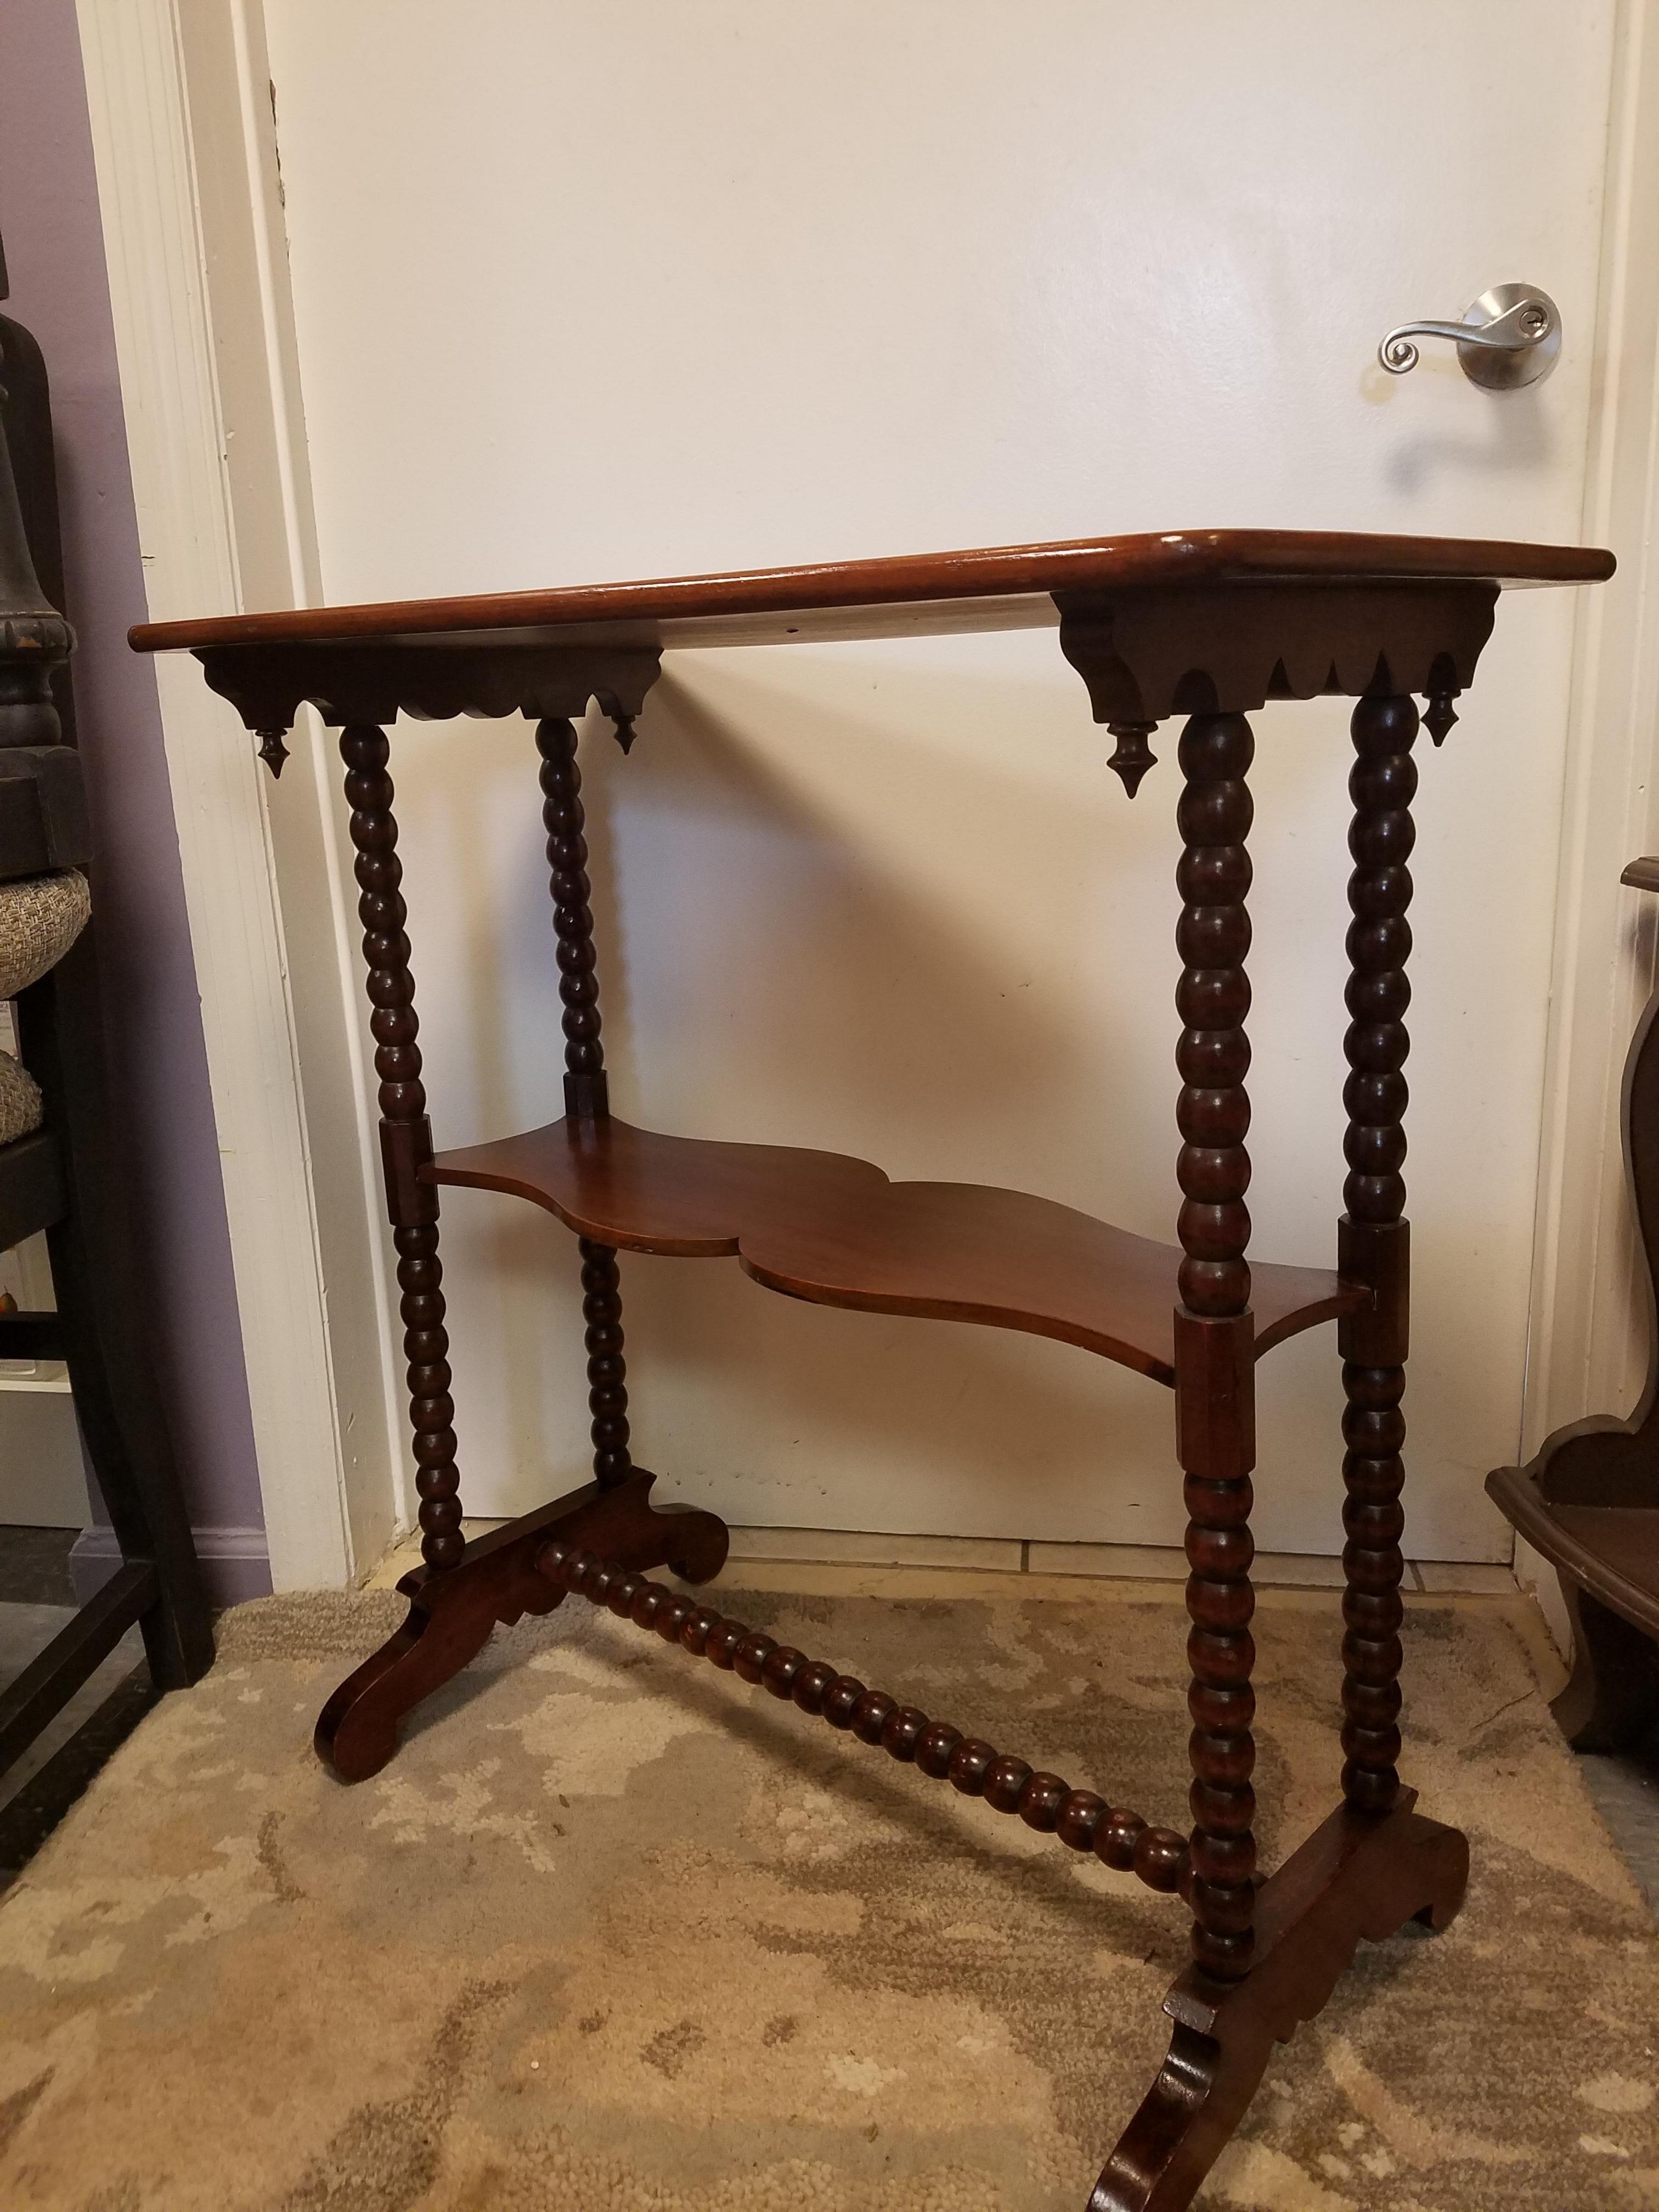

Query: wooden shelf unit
[133,526,1614,2212]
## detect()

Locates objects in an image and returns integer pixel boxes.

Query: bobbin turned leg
[315,721,725,1782]
[1092,705,1468,2212]
[1168,710,1260,1989]
[580,1239,633,1486]
[535,714,637,1490]
[1338,691,1417,1812]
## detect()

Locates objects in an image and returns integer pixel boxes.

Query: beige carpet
[0,1578,1655,2210]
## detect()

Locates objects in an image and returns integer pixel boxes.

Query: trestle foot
[1088,1791,1468,2212]
[314,1469,729,1781]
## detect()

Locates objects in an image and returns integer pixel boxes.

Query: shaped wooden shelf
[427,1115,1368,1385]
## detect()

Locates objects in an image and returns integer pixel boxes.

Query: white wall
[258,0,1617,1558]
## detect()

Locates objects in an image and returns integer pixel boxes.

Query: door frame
[72,0,1659,1605]
[74,0,403,1589]
[1517,0,1659,1647]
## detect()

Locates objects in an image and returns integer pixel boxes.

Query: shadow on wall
[579,653,1178,1203]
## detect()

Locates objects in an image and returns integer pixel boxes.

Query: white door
[248,0,1619,1564]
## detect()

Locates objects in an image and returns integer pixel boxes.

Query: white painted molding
[1520,0,1659,1646]
[74,0,355,1588]
[174,0,408,1573]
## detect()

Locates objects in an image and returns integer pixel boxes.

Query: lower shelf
[428,1115,1366,1386]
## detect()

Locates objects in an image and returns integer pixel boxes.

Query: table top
[130,528,1615,658]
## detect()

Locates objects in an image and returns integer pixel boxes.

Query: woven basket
[0,868,91,1146]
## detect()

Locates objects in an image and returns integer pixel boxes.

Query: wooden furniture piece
[0,293,213,1779]
[1488,854,1659,1754]
[133,527,1612,2211]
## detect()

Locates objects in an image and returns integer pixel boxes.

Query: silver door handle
[1378,282,1560,390]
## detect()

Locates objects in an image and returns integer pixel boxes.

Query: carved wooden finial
[1423,691,1459,747]
[610,712,636,755]
[256,729,290,778]
[1106,721,1158,796]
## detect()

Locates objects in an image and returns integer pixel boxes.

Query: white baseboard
[363,1518,1521,1599]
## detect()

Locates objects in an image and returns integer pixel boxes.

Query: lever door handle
[1378,282,1560,390]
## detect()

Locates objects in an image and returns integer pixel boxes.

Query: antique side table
[132,530,1612,2211]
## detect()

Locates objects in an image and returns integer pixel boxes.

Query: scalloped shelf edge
[426,1116,1369,1385]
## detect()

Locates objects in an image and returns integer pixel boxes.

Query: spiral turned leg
[1172,709,1259,1987]
[1338,692,1418,1814]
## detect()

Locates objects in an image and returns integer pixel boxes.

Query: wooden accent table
[133,529,1612,2211]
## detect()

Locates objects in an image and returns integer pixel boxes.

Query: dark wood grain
[315,1469,729,1781]
[579,1238,631,1488]
[1335,694,1418,1814]
[340,723,464,1572]
[533,715,635,1489]
[537,715,611,1120]
[1058,579,1498,737]
[1089,1791,1468,2211]
[427,1114,1368,1383]
[129,528,1613,656]
[1171,712,1259,1984]
[214,526,1605,2209]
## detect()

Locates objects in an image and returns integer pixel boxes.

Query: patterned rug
[0,1578,1654,2210]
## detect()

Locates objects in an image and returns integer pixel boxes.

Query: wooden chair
[0,284,212,1787]
[1488,854,1659,1750]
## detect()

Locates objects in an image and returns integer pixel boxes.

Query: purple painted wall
[1,0,268,1592]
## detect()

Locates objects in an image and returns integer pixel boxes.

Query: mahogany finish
[579,1239,632,1489]
[540,1542,1191,1893]
[1089,1790,1468,2211]
[1172,713,1260,1984]
[1336,696,1418,1812]
[132,527,1612,656]
[1057,579,1498,743]
[1488,852,1659,1751]
[427,1115,1365,1382]
[538,715,611,1121]
[315,1469,729,1780]
[340,724,465,1572]
[132,529,1616,2212]
[535,711,636,1489]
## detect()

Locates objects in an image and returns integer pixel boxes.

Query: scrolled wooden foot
[1088,1790,1468,2212]
[314,1469,729,1781]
